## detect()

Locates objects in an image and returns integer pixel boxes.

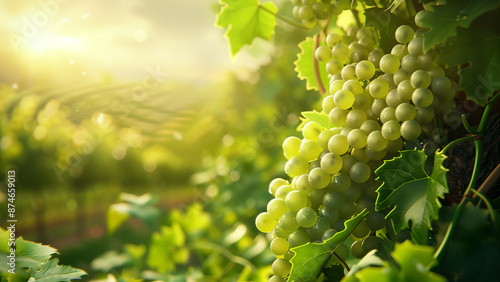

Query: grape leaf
[364,8,411,53]
[375,150,449,244]
[294,37,330,92]
[419,0,500,51]
[288,210,369,282]
[436,9,500,106]
[297,110,334,131]
[107,193,159,234]
[30,259,87,282]
[216,0,277,57]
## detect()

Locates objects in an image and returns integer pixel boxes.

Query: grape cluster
[291,0,352,28]
[257,23,457,282]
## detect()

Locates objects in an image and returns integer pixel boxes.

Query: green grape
[283,136,301,160]
[334,89,355,109]
[333,219,346,231]
[370,98,385,118]
[315,45,332,62]
[395,102,417,121]
[411,70,431,89]
[341,64,357,81]
[401,54,420,73]
[397,80,415,101]
[322,228,338,241]
[284,250,295,261]
[328,134,349,155]
[256,212,276,233]
[275,185,294,200]
[308,167,331,189]
[379,54,400,74]
[386,88,404,107]
[365,147,387,160]
[285,156,309,177]
[419,51,437,70]
[296,207,318,228]
[368,48,384,68]
[356,198,375,213]
[323,190,345,210]
[380,107,397,123]
[318,129,336,149]
[362,236,381,253]
[415,10,429,27]
[369,78,390,99]
[309,188,327,210]
[344,182,362,202]
[291,0,301,6]
[387,137,403,153]
[338,201,356,218]
[352,219,370,238]
[302,121,323,141]
[285,190,308,212]
[360,120,381,134]
[269,178,288,196]
[367,130,388,151]
[307,216,330,241]
[391,44,409,60]
[400,119,422,140]
[366,211,386,231]
[341,154,357,173]
[427,64,445,79]
[347,128,367,149]
[330,79,345,94]
[329,107,348,126]
[332,43,350,63]
[302,0,315,5]
[299,5,314,20]
[343,79,364,94]
[355,60,375,80]
[381,120,401,141]
[408,37,424,55]
[332,172,351,192]
[270,237,289,256]
[351,240,365,259]
[352,48,369,62]
[320,152,343,174]
[415,106,435,125]
[340,126,353,137]
[349,162,370,183]
[346,109,367,128]
[334,0,351,10]
[319,207,340,225]
[326,32,343,47]
[352,92,372,110]
[272,258,291,277]
[288,228,310,247]
[279,211,299,232]
[393,69,410,85]
[351,147,369,163]
[381,73,396,88]
[268,198,289,220]
[412,88,434,108]
[274,224,291,239]
[326,59,343,75]
[395,25,414,44]
[269,275,285,282]
[299,139,322,161]
[322,95,336,113]
[296,174,314,194]
[292,5,301,19]
[431,76,452,95]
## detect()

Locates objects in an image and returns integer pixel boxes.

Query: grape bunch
[257,22,457,282]
[291,0,353,28]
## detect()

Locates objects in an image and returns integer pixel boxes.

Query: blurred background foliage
[0,1,324,281]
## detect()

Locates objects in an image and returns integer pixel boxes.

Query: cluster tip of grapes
[291,0,354,28]
[257,10,457,282]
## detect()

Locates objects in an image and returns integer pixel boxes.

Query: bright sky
[0,0,254,87]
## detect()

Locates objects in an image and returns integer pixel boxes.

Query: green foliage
[297,110,334,131]
[147,223,189,273]
[216,0,278,57]
[294,37,330,92]
[29,259,87,282]
[364,7,410,53]
[375,150,449,244]
[288,210,369,282]
[107,193,159,234]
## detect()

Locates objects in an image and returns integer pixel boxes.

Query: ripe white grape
[323,95,336,113]
[349,162,371,183]
[332,43,350,63]
[380,107,397,123]
[411,70,432,89]
[381,120,401,141]
[283,136,301,160]
[268,198,289,219]
[334,89,355,109]
[352,92,372,110]
[328,134,349,155]
[343,79,364,94]
[285,156,309,177]
[272,258,291,277]
[308,167,331,189]
[400,120,422,140]
[256,212,275,233]
[341,64,357,81]
[270,237,289,256]
[369,78,390,99]
[367,130,388,151]
[346,109,367,128]
[285,190,307,212]
[302,121,323,141]
[379,54,400,74]
[299,139,322,161]
[269,178,288,196]
[348,128,368,149]
[395,25,414,44]
[356,60,376,80]
[408,37,424,56]
[326,32,343,47]
[326,59,343,75]
[412,88,434,108]
[395,102,417,122]
[315,45,332,62]
[296,207,318,228]
[320,153,343,174]
[329,107,348,126]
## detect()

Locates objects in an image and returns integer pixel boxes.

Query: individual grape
[419,51,437,70]
[393,69,410,85]
[411,70,431,89]
[269,178,288,196]
[360,120,380,134]
[302,0,315,5]
[368,48,384,68]
[379,107,397,123]
[362,236,381,253]
[292,5,301,19]
[329,107,348,126]
[366,211,386,231]
[320,153,343,174]
[296,174,314,195]
[269,275,285,282]
[326,59,343,75]
[285,156,309,177]
[391,44,409,60]
[299,5,314,20]
[349,162,371,183]
[408,37,424,56]
[344,182,362,202]
[272,258,291,277]
[334,89,355,109]
[283,136,301,160]
[333,219,346,232]
[308,188,327,210]
[351,147,369,163]
[367,130,388,152]
[315,45,332,62]
[341,64,357,81]
[279,211,299,232]
[347,128,367,149]
[318,128,336,149]
[355,60,376,80]
[401,54,420,73]
[308,167,331,189]
[296,207,318,228]
[288,228,310,248]
[328,134,349,155]
[307,216,330,241]
[268,198,289,220]
[365,147,387,160]
[381,120,401,141]
[338,201,356,218]
[415,106,435,125]
[326,32,343,47]
[415,10,430,27]
[331,172,351,192]
[319,206,340,225]
[352,219,370,238]
[299,139,322,161]
[346,109,367,128]
[395,25,414,44]
[270,237,289,256]
[386,88,403,107]
[256,212,275,233]
[332,43,350,63]
[387,137,403,153]
[431,76,452,95]
[330,79,345,94]
[302,121,323,141]
[341,154,356,173]
[427,64,445,79]
[352,48,369,63]
[351,240,365,259]
[322,228,338,241]
[369,78,390,99]
[395,103,417,122]
[285,190,308,212]
[334,0,352,10]
[371,98,387,117]
[400,120,422,140]
[343,79,363,94]
[323,191,345,210]
[274,224,291,239]
[379,54,400,75]
[412,88,433,108]
[275,185,294,200]
[352,92,372,110]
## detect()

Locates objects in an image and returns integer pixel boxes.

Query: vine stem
[332,251,350,272]
[441,135,477,155]
[469,189,497,223]
[258,5,309,30]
